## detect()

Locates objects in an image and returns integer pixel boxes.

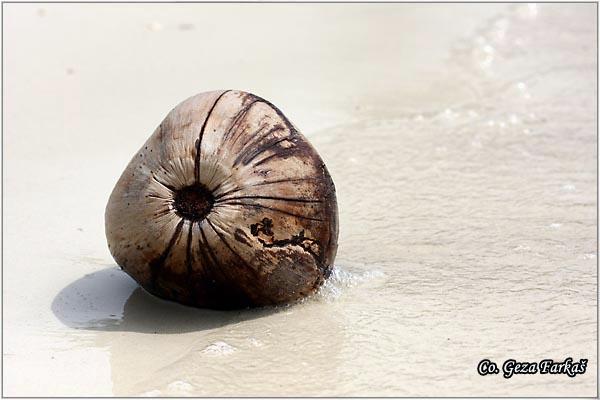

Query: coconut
[105,90,338,309]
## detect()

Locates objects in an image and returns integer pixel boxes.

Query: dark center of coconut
[173,184,214,221]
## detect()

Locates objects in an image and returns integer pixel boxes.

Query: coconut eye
[105,90,338,309]
[173,184,214,221]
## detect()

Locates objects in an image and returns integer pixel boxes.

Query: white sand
[3,3,597,396]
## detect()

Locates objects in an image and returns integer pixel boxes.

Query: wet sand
[3,3,597,396]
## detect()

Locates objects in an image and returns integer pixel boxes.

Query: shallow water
[4,3,597,396]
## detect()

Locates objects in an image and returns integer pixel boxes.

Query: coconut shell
[105,90,338,309]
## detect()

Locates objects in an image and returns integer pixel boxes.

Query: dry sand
[3,3,597,396]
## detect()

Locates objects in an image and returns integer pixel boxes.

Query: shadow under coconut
[51,266,278,334]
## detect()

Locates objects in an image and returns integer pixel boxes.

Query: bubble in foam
[167,380,194,393]
[201,341,236,356]
[248,337,263,347]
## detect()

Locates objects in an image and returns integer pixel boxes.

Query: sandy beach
[3,3,597,396]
